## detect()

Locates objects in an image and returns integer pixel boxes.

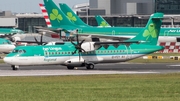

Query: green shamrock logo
[50,9,63,23]
[100,21,109,27]
[143,23,158,40]
[67,12,77,22]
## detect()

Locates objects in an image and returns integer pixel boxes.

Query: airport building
[0,0,180,32]
[88,0,180,15]
[0,11,18,28]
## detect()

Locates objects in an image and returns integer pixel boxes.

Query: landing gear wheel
[67,66,74,69]
[86,64,94,70]
[11,65,19,70]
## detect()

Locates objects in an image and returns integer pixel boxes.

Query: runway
[0,63,180,76]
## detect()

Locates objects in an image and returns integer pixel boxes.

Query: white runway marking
[0,70,159,76]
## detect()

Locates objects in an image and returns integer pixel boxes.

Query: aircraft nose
[3,57,12,64]
[9,45,16,51]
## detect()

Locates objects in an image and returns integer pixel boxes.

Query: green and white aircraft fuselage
[0,38,15,53]
[4,43,163,68]
[0,28,25,41]
[4,12,164,70]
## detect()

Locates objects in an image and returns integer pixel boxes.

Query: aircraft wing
[77,34,132,41]
[81,40,143,51]
[93,40,143,49]
[94,41,140,45]
[0,33,17,38]
[16,40,48,45]
[35,27,132,41]
[35,25,77,33]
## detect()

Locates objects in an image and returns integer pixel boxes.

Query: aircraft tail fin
[127,13,164,45]
[59,3,90,27]
[43,0,77,28]
[95,15,111,27]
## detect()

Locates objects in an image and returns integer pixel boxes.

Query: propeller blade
[40,34,43,45]
[76,34,79,44]
[79,51,80,62]
[78,50,82,62]
[34,37,39,45]
[70,39,76,46]
[79,39,85,45]
[80,48,86,52]
[72,49,77,55]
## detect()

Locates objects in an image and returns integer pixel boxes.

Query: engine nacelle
[11,37,21,42]
[81,42,100,52]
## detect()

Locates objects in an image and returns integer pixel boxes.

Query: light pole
[171,17,174,28]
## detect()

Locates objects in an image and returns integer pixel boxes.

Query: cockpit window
[12,49,26,53]
[12,50,18,53]
[18,50,25,54]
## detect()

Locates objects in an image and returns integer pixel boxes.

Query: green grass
[0,59,4,63]
[0,74,180,101]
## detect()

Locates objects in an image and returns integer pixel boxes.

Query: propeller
[70,34,86,61]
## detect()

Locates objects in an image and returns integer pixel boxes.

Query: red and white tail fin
[39,3,52,27]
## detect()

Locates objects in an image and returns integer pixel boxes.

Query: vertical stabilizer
[59,3,90,27]
[95,15,111,27]
[127,13,163,45]
[43,0,77,28]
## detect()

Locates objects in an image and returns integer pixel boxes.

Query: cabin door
[125,45,132,59]
[112,30,115,35]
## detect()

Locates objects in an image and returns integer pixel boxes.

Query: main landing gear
[86,64,94,69]
[66,64,95,70]
[67,66,74,69]
[11,65,19,70]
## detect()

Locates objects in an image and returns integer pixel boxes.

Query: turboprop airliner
[4,13,164,70]
[0,38,15,53]
[0,28,25,42]
[39,0,180,42]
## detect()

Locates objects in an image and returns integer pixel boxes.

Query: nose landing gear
[11,65,19,70]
